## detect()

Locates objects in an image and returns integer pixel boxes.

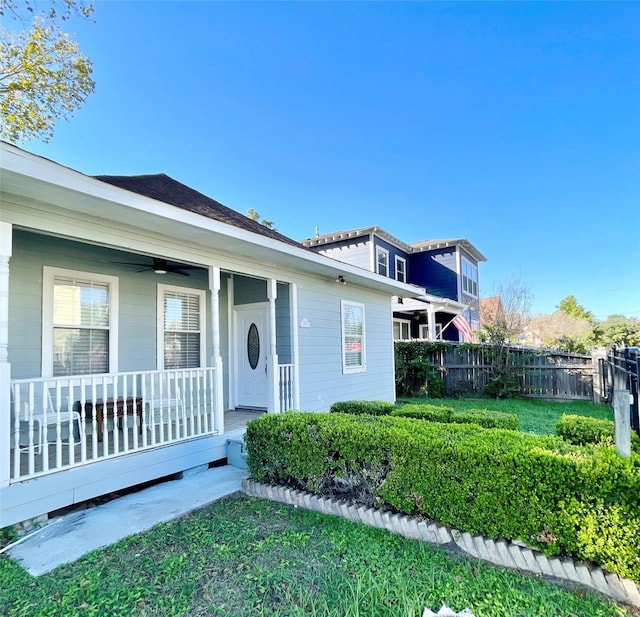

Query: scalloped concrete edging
[242,479,640,608]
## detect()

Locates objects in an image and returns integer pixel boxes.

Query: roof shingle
[94,173,301,248]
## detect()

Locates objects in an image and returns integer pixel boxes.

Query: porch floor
[10,409,264,480]
[224,408,265,432]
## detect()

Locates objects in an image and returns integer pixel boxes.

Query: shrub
[394,341,449,397]
[245,412,640,584]
[329,400,395,416]
[483,373,521,399]
[391,404,453,423]
[451,408,519,430]
[391,404,518,430]
[556,414,640,452]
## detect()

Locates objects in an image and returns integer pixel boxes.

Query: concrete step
[227,438,247,470]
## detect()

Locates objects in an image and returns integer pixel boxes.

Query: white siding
[317,238,372,272]
[295,278,395,411]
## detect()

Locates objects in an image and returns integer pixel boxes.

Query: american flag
[452,313,474,343]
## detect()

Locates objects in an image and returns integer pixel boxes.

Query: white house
[0,142,423,527]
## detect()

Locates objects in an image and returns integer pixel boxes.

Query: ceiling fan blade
[112,258,197,275]
[113,261,151,267]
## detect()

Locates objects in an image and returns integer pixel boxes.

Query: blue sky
[22,1,640,320]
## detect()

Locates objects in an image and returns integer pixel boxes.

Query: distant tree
[0,0,95,143]
[246,208,275,230]
[557,295,594,322]
[586,315,640,348]
[529,311,593,353]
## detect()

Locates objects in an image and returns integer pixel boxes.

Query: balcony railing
[9,368,219,482]
[278,364,295,411]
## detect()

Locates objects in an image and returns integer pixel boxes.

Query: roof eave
[0,143,424,298]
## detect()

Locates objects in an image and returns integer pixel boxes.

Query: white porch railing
[278,364,295,412]
[9,368,218,482]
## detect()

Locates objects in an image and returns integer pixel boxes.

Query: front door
[235,304,268,409]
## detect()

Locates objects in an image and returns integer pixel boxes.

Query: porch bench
[75,397,143,441]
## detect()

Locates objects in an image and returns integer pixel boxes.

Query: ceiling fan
[114,257,199,276]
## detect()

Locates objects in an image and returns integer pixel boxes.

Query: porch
[9,368,288,484]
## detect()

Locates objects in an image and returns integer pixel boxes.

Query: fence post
[613,389,631,457]
[591,348,606,403]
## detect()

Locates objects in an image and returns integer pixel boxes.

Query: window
[158,285,206,370]
[395,256,407,283]
[341,300,366,373]
[43,267,118,377]
[376,246,389,277]
[419,324,442,340]
[393,319,411,341]
[461,256,478,298]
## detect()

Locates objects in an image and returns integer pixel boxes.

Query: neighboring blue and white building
[301,227,486,342]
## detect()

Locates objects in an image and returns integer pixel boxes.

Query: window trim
[461,256,478,298]
[376,246,389,277]
[341,300,366,374]
[394,256,407,283]
[393,318,411,341]
[42,266,119,378]
[157,284,207,371]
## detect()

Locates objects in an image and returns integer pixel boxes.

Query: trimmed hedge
[391,404,519,430]
[331,400,519,431]
[329,400,396,416]
[390,404,452,423]
[245,412,640,584]
[556,414,640,452]
[450,409,519,431]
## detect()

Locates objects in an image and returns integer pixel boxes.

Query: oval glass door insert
[247,323,260,370]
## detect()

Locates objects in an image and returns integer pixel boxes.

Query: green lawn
[397,397,614,435]
[0,493,633,617]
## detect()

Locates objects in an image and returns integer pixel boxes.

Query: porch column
[0,222,12,488]
[290,283,300,410]
[208,266,224,434]
[267,279,279,413]
[427,306,437,341]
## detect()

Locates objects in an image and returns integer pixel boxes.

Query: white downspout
[369,230,376,272]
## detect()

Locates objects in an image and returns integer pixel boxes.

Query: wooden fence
[395,342,596,401]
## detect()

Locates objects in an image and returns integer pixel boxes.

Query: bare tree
[480,277,533,344]
[478,277,534,398]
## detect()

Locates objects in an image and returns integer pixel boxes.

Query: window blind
[52,277,110,376]
[163,291,201,369]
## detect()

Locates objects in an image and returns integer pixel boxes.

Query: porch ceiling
[392,296,465,314]
[1,144,423,298]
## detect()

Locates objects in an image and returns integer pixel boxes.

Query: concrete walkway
[6,464,247,576]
